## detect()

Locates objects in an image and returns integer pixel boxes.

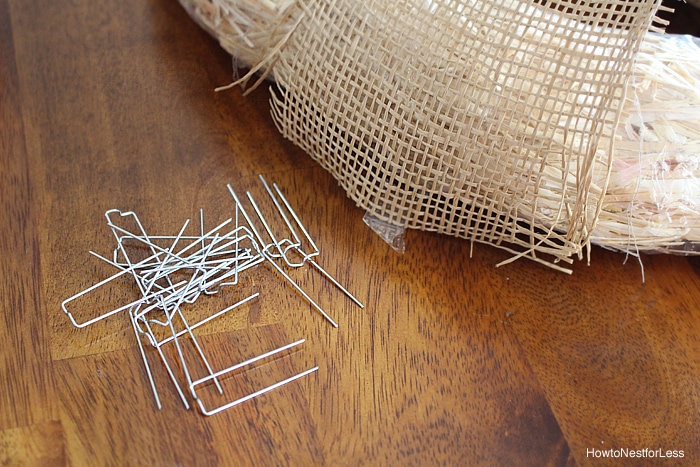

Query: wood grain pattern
[0,421,66,466]
[1,0,698,465]
[0,0,57,431]
[503,251,700,464]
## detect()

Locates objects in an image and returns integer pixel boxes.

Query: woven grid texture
[269,0,661,265]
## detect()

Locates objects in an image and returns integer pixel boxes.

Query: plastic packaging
[362,213,406,253]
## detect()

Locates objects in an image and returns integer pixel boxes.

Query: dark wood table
[2,1,698,465]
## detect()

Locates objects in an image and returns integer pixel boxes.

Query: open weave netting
[180,0,694,271]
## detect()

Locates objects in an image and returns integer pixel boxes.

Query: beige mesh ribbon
[268,0,663,271]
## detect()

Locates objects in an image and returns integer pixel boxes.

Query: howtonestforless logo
[586,447,684,459]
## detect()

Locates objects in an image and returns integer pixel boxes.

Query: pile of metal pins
[61,175,363,416]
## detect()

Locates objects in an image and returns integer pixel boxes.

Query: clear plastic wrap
[362,213,406,253]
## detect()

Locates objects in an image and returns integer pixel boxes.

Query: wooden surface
[1,1,699,465]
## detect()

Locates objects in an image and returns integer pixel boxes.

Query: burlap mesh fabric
[265,0,662,267]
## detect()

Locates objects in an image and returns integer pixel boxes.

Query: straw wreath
[179,0,700,268]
